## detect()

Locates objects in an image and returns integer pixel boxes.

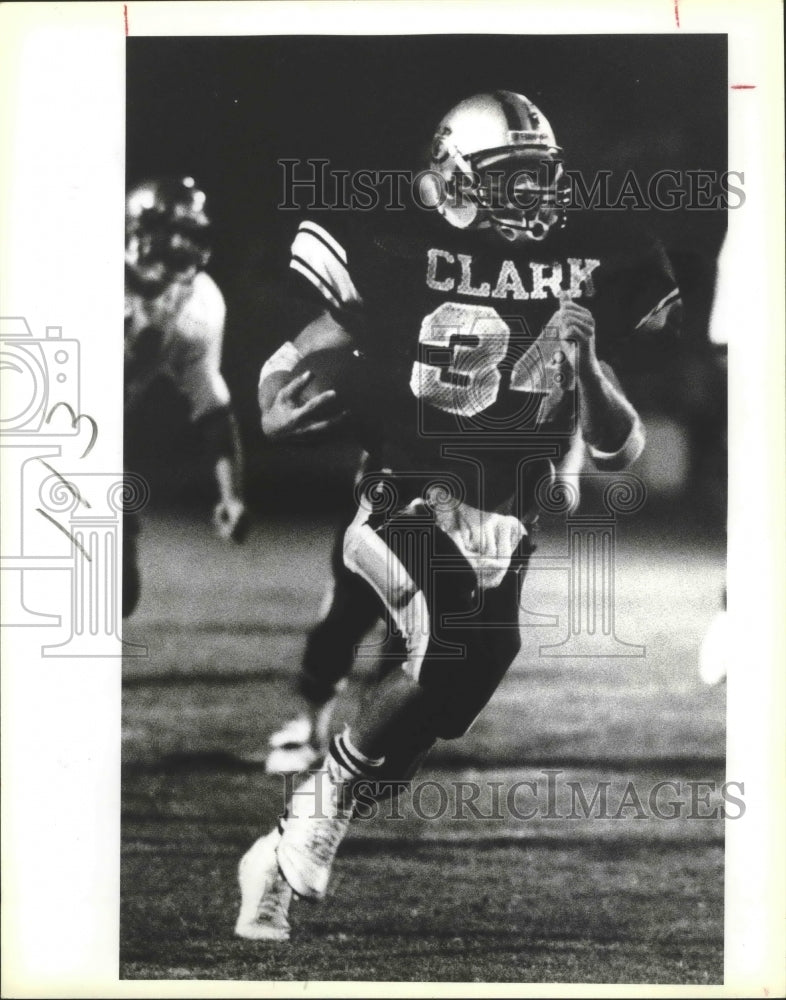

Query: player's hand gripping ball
[284,345,371,440]
[289,346,363,404]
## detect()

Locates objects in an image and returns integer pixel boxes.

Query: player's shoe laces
[276,767,353,900]
[235,829,293,941]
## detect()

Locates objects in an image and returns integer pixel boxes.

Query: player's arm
[577,354,643,470]
[570,236,681,469]
[260,217,363,441]
[177,274,248,540]
[550,301,644,470]
[259,309,352,441]
[197,404,249,541]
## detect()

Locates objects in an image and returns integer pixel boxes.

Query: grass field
[121,510,726,984]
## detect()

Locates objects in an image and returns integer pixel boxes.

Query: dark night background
[126,34,728,522]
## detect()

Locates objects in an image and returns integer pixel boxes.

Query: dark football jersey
[288,205,680,515]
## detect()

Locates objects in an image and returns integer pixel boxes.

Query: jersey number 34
[410,301,573,417]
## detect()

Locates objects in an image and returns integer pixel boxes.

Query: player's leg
[122,509,142,619]
[342,521,532,757]
[265,522,383,773]
[122,418,143,619]
[235,829,293,941]
[297,524,384,738]
[237,507,431,931]
[237,507,530,934]
[274,511,532,900]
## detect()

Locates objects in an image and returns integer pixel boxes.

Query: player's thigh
[418,534,535,738]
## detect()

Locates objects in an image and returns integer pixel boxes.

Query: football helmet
[125,176,212,286]
[423,91,569,243]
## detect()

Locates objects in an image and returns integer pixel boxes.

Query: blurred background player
[236,90,681,941]
[124,176,247,617]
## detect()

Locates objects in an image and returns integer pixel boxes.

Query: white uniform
[124,270,230,421]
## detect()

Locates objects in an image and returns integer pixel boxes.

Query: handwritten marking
[124,4,129,36]
[45,402,98,458]
[38,459,92,509]
[730,84,756,89]
[36,508,92,562]
[674,0,680,28]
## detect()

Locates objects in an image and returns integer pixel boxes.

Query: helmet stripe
[493,90,528,132]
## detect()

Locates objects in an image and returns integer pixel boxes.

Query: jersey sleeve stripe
[290,256,341,309]
[634,287,681,331]
[298,220,347,264]
[290,228,361,306]
[299,226,347,269]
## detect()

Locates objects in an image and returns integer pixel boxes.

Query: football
[289,345,365,409]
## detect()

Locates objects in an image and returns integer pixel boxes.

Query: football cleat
[268,714,313,751]
[235,829,293,942]
[264,700,338,776]
[276,768,353,900]
[265,742,321,776]
[421,90,569,244]
[264,714,320,775]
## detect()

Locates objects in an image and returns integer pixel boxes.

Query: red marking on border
[124,4,129,36]
[730,84,756,90]
[674,0,680,28]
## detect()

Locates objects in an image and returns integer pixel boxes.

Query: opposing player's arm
[177,274,248,540]
[258,310,353,441]
[196,405,249,541]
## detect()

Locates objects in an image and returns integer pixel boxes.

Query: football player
[124,176,247,617]
[263,438,586,777]
[236,91,681,941]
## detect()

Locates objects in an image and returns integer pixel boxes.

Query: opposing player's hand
[213,495,249,543]
[260,370,348,441]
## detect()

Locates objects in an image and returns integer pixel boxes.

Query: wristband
[589,416,645,471]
